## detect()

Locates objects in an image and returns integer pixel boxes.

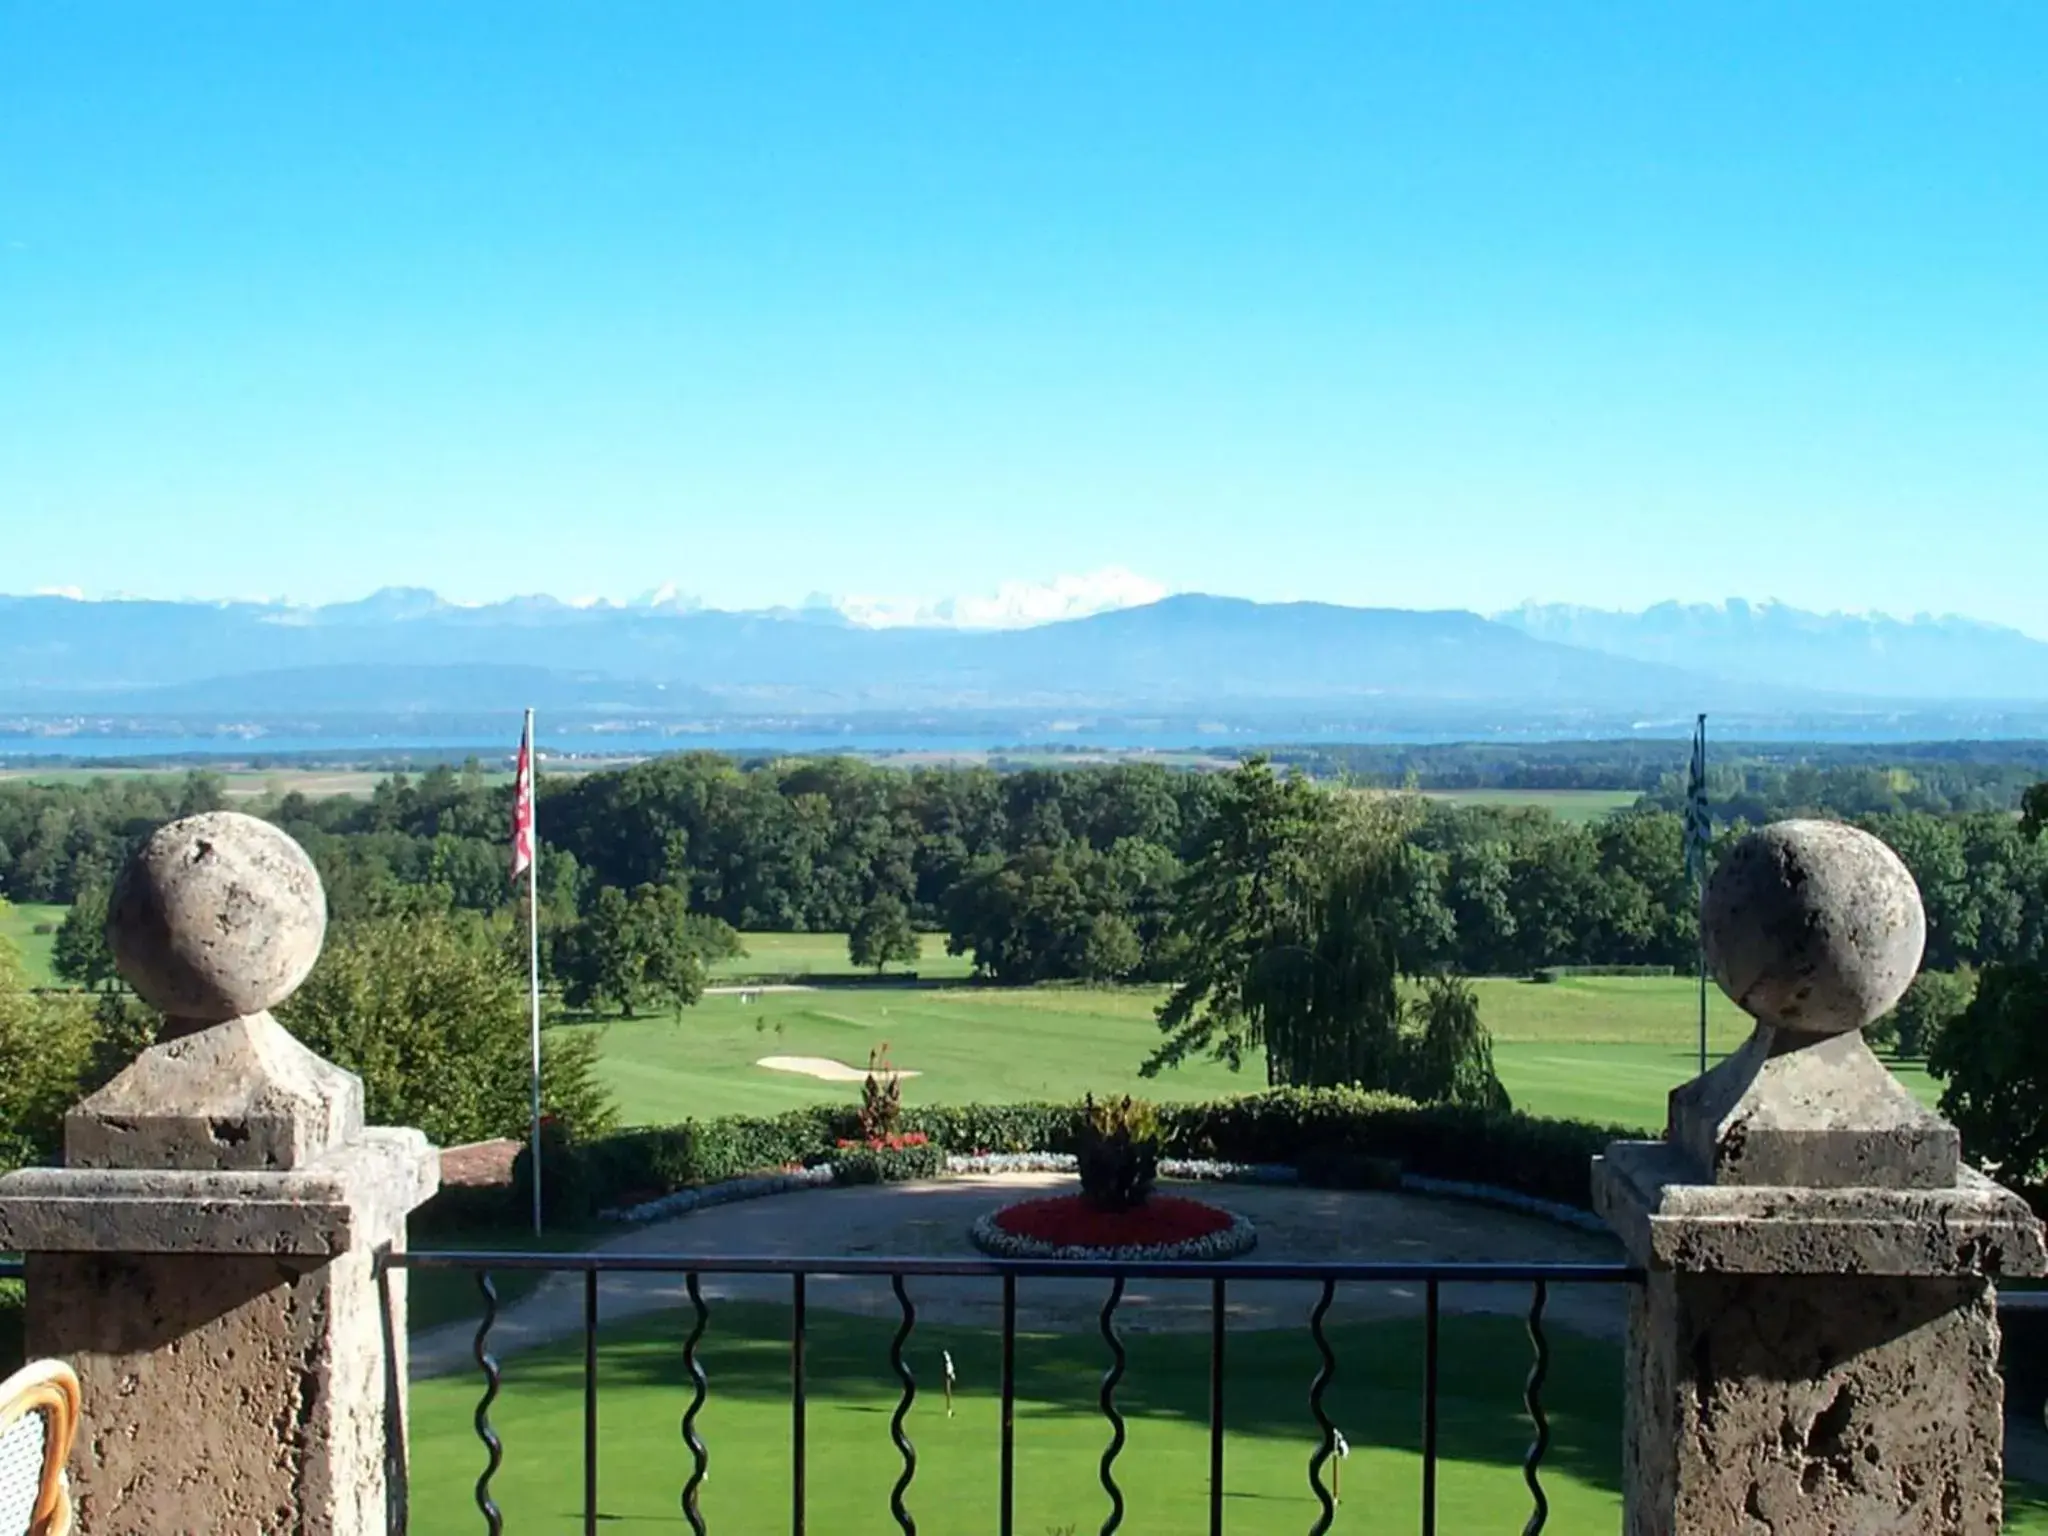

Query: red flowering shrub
[858,1045,904,1143]
[836,1131,930,1152]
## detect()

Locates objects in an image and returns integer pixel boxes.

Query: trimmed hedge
[515,1107,843,1221]
[825,1141,947,1186]
[896,1102,1084,1154]
[524,1087,1636,1221]
[1152,1089,1629,1210]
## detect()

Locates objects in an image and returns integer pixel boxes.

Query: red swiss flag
[511,720,535,880]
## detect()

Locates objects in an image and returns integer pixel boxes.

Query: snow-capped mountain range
[3,590,2047,740]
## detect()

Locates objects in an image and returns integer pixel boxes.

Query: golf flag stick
[1685,714,1711,1076]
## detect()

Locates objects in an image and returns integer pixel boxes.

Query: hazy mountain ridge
[1499,600,2048,700]
[3,591,2042,740]
[1,590,1721,715]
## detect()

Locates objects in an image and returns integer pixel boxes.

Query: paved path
[412,1174,1627,1377]
[2013,1416,2048,1487]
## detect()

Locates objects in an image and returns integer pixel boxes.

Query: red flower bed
[992,1193,1234,1250]
[835,1132,930,1152]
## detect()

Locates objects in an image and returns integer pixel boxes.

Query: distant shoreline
[6,730,2048,774]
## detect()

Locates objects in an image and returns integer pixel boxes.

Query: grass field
[573,984,1253,1124]
[408,1299,2048,1534]
[569,970,1942,1131]
[0,766,406,798]
[710,930,976,982]
[409,1301,1632,1534]
[0,765,543,799]
[3,901,1935,1129]
[1421,788,1642,823]
[0,900,66,987]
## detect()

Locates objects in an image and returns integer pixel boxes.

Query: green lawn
[0,899,66,987]
[410,1301,1630,1535]
[710,930,975,983]
[1477,975,1941,1124]
[575,974,1942,1132]
[1421,788,1642,823]
[0,765,543,799]
[569,985,1254,1126]
[405,1216,622,1331]
[409,1298,2048,1534]
[2,906,1942,1130]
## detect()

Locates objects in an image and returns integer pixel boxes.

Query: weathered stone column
[1596,820,2047,1534]
[0,813,439,1535]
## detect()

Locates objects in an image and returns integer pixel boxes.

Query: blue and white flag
[1683,715,1711,884]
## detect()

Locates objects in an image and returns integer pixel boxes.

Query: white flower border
[947,1152,1298,1184]
[969,1199,1258,1263]
[599,1155,1604,1237]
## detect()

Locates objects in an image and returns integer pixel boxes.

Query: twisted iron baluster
[1522,1280,1552,1536]
[681,1272,709,1536]
[473,1270,504,1536]
[1098,1276,1128,1536]
[1001,1273,1018,1536]
[887,1274,919,1534]
[1422,1278,1441,1536]
[1306,1277,1338,1536]
[1208,1277,1226,1536]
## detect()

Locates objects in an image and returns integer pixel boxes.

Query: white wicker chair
[0,1362,78,1536]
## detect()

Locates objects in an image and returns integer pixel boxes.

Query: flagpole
[1696,713,1709,1077]
[526,708,544,1237]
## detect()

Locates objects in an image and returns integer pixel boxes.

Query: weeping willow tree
[1142,757,1337,1082]
[1403,972,1510,1109]
[1144,758,1507,1105]
[1245,852,1407,1088]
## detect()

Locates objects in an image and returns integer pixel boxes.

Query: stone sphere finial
[1702,818,1924,1036]
[108,811,327,1027]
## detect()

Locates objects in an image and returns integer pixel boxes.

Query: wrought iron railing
[382,1250,1644,1536]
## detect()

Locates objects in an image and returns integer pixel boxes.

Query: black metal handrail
[383,1249,1643,1536]
[390,1251,1635,1282]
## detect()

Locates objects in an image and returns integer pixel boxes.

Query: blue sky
[3,4,2044,630]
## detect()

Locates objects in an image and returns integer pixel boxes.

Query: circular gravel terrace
[411,1173,1628,1378]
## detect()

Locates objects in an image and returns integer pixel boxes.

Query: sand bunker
[756,1055,923,1083]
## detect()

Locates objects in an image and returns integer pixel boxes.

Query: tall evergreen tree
[1402,972,1510,1110]
[1143,758,1334,1080]
[52,884,119,991]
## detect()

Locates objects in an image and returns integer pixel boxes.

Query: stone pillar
[1596,820,2046,1535]
[0,813,439,1535]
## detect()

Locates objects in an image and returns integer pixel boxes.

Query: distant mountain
[10,588,2048,749]
[64,664,717,716]
[1498,601,2048,700]
[299,587,451,625]
[968,596,1726,705]
[0,590,1727,721]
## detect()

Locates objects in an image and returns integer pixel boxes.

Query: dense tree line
[1636,761,2048,823]
[1272,740,2048,803]
[1143,760,1508,1101]
[0,771,231,904]
[8,755,2048,996]
[4,751,2045,1184]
